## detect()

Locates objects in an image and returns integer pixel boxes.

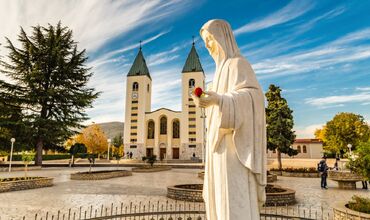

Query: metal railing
[5,201,332,220]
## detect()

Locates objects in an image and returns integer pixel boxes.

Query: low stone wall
[328,171,364,189]
[0,177,53,193]
[267,174,278,182]
[281,171,319,178]
[0,166,42,172]
[333,202,370,220]
[265,184,296,207]
[71,170,132,180]
[132,166,172,173]
[167,184,204,202]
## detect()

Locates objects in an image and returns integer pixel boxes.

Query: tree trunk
[35,138,43,166]
[277,150,282,171]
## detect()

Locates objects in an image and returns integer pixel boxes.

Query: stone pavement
[0,167,368,219]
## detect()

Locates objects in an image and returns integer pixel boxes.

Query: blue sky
[1,0,370,137]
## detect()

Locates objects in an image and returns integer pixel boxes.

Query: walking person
[318,156,329,189]
[362,180,368,189]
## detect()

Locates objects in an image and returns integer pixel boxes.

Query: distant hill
[96,122,124,139]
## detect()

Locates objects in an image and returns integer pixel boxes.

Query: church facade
[123,43,205,160]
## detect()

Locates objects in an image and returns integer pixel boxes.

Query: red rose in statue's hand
[194,87,204,97]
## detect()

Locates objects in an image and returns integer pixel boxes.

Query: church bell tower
[123,46,152,157]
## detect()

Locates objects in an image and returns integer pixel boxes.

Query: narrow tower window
[147,120,155,139]
[189,79,195,88]
[133,82,139,91]
[160,116,167,135]
[147,84,150,92]
[172,119,180,138]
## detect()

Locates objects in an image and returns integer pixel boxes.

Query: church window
[172,120,180,139]
[160,116,167,134]
[297,145,301,153]
[147,120,155,139]
[303,145,307,153]
[189,79,195,88]
[133,82,139,91]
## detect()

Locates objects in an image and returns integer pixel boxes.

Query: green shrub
[348,195,370,214]
[270,167,317,173]
[142,155,157,167]
[8,154,90,161]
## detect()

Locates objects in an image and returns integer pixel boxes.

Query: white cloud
[0,0,193,54]
[305,91,370,107]
[250,27,370,78]
[295,124,324,138]
[234,0,314,35]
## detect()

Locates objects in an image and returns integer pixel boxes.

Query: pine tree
[265,84,297,170]
[0,22,99,165]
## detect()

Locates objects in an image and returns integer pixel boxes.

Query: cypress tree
[265,84,297,170]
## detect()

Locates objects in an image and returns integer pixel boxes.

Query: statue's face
[201,30,218,58]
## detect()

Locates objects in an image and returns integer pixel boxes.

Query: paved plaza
[0,167,368,219]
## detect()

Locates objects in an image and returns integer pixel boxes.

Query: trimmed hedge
[270,167,318,173]
[7,154,91,161]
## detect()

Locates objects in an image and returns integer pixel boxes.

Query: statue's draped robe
[203,57,267,220]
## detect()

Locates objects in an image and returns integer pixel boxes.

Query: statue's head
[200,19,240,61]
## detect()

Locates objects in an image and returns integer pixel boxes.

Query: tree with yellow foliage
[73,124,108,154]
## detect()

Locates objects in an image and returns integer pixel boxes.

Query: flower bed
[265,184,296,206]
[328,170,364,189]
[333,198,370,220]
[132,165,172,173]
[0,177,53,193]
[167,184,204,202]
[70,170,132,180]
[270,168,319,178]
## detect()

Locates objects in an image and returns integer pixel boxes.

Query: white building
[267,138,324,159]
[123,43,205,160]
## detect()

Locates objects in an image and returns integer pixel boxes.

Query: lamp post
[9,138,15,172]
[107,139,111,161]
[347,144,352,157]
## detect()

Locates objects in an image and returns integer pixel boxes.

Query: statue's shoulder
[228,56,252,69]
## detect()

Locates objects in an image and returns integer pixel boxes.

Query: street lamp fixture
[9,138,15,172]
[107,139,112,161]
[347,144,352,156]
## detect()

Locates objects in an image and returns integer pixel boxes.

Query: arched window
[160,116,167,135]
[303,145,307,153]
[172,120,180,138]
[147,120,155,139]
[189,79,195,88]
[133,82,139,91]
[297,145,301,153]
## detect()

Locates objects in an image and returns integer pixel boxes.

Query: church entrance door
[172,148,179,159]
[146,148,153,157]
[160,148,166,160]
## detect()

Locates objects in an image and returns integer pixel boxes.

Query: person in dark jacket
[318,156,329,189]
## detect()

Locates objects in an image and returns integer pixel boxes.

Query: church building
[123,42,205,160]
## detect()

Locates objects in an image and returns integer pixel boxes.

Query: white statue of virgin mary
[192,19,267,220]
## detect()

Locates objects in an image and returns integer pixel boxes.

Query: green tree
[347,141,370,181]
[112,133,123,148]
[265,84,297,170]
[321,112,369,155]
[0,22,99,165]
[21,151,35,178]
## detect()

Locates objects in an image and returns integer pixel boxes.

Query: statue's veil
[200,19,241,59]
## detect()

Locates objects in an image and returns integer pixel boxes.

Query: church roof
[127,48,151,79]
[182,43,204,73]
